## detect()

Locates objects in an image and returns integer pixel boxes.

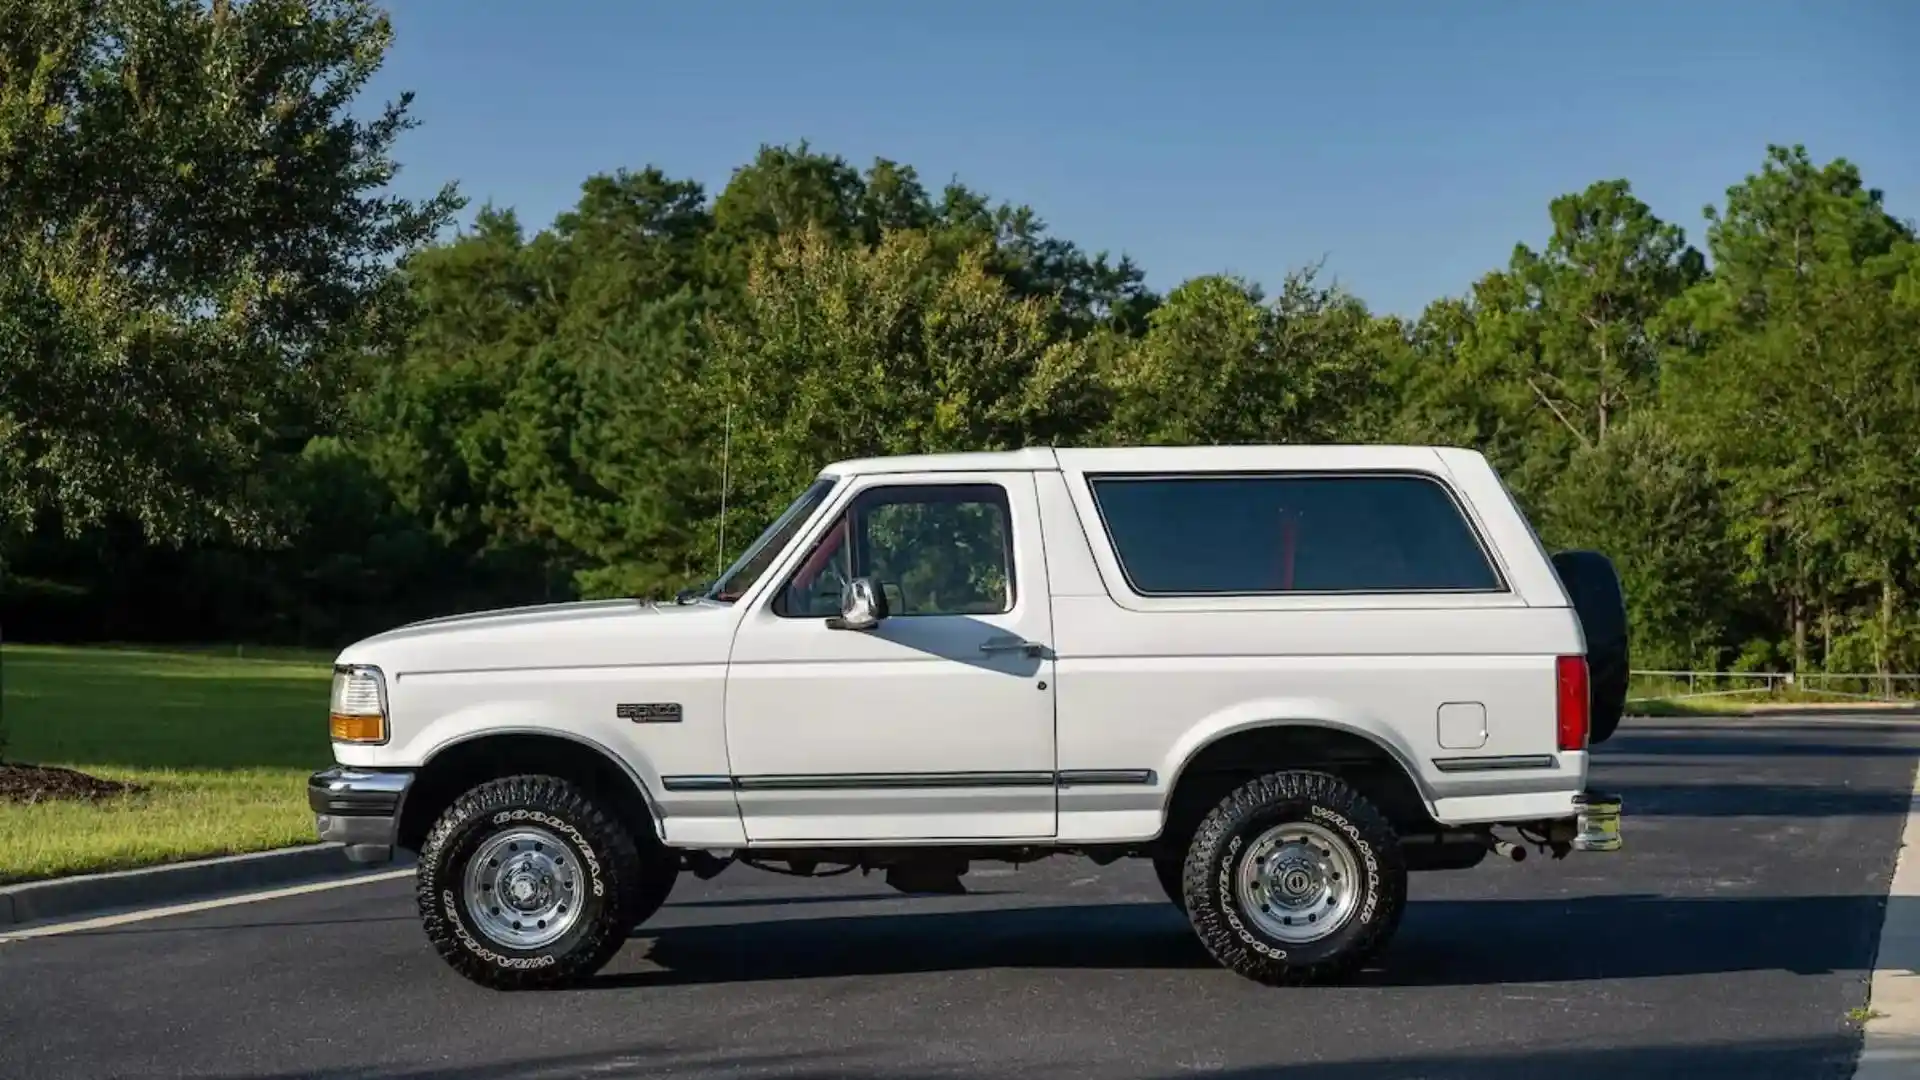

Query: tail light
[1557,655,1590,751]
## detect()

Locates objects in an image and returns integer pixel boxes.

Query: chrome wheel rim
[463,825,582,950]
[1233,820,1361,944]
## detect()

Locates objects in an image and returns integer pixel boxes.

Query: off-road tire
[417,774,643,990]
[1182,770,1407,986]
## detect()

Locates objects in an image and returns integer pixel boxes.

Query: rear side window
[1087,473,1503,596]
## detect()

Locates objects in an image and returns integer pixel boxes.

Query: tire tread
[415,774,644,990]
[1180,769,1407,986]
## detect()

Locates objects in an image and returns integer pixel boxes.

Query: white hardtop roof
[821,444,1477,476]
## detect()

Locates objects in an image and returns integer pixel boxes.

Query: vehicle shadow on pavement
[665,890,1012,910]
[210,1032,1861,1079]
[592,892,1895,989]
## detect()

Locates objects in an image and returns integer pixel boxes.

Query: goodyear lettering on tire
[493,807,606,897]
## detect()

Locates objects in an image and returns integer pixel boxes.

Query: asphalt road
[4,713,1916,1080]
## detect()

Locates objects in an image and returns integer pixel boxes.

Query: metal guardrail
[1629,669,1920,704]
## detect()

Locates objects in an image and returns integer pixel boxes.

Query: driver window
[776,483,1015,618]
[777,516,853,617]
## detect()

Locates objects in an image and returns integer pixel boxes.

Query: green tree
[1388,181,1704,509]
[1504,180,1705,449]
[0,0,458,546]
[1384,295,1531,472]
[353,207,555,562]
[1102,267,1396,446]
[703,225,1101,549]
[354,165,731,602]
[1661,145,1920,674]
[1541,415,1738,670]
[707,142,1156,336]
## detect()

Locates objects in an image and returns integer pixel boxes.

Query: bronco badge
[616,703,683,723]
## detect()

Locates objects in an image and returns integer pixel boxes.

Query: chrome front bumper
[308,766,414,863]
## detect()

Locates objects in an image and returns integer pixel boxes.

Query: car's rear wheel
[1181,769,1407,986]
[416,774,644,990]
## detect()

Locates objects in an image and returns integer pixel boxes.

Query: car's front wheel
[416,774,643,990]
[1181,769,1407,986]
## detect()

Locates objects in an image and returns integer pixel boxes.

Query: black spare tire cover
[1550,550,1629,745]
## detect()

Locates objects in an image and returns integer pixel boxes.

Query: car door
[723,471,1058,843]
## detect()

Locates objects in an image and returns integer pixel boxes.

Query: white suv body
[312,444,1627,989]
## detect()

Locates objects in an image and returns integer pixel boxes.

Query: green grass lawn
[0,644,337,884]
[1629,696,1774,717]
[1628,682,1920,717]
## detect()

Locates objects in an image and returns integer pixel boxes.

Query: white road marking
[1856,760,1920,1079]
[0,869,411,944]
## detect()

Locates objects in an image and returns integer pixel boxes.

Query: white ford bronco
[310,444,1628,990]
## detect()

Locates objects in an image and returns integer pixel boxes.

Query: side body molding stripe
[661,770,1158,793]
[1430,754,1558,773]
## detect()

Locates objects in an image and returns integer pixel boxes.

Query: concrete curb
[1857,760,1920,1079]
[0,843,414,927]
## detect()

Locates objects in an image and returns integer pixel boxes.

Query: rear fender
[1160,699,1437,812]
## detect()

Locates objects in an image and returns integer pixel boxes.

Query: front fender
[368,698,668,830]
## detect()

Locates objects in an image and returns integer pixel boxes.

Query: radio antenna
[714,401,732,580]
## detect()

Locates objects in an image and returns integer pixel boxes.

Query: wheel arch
[1159,709,1439,844]
[396,728,665,855]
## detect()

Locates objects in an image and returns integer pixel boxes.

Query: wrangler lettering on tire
[1181,770,1407,986]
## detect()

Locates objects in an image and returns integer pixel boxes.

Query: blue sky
[365,1,1917,317]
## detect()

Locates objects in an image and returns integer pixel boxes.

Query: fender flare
[1160,705,1437,815]
[415,726,667,840]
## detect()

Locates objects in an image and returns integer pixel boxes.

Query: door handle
[980,636,1043,658]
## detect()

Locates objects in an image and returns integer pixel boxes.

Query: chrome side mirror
[826,576,889,631]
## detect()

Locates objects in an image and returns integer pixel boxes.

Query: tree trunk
[1881,577,1896,699]
[1821,606,1833,671]
[0,615,8,763]
[0,548,8,760]
[1791,594,1807,676]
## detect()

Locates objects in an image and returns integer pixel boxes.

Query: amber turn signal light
[329,713,386,743]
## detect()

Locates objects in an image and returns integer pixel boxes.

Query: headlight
[329,665,389,744]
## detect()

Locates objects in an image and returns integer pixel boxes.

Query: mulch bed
[0,763,142,805]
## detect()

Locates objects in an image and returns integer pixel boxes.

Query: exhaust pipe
[1481,834,1526,862]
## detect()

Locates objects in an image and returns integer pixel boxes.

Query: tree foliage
[1101,268,1395,447]
[0,0,458,544]
[1,2,1915,695]
[705,226,1103,537]
[1659,146,1920,673]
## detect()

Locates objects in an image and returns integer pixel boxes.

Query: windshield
[705,476,839,602]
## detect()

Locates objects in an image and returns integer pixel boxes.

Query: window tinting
[1088,474,1501,595]
[777,484,1015,617]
